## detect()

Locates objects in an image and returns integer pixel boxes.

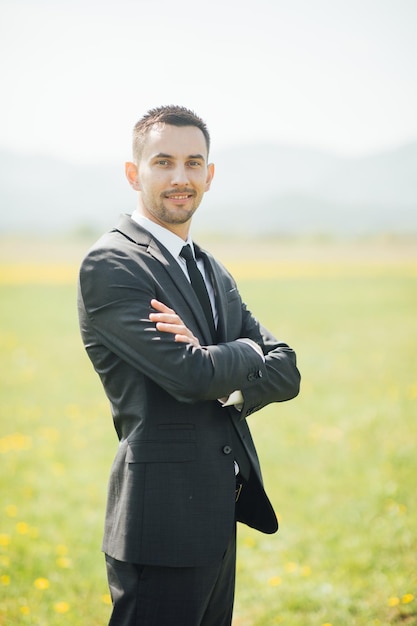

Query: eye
[188,160,202,168]
[156,159,169,166]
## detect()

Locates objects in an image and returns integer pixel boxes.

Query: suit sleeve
[78,246,269,404]
[237,302,301,418]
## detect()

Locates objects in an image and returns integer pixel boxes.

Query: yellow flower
[322,623,332,626]
[54,601,70,613]
[0,432,32,453]
[20,606,30,615]
[0,534,10,547]
[55,544,68,556]
[16,522,29,534]
[268,576,282,586]
[0,264,77,285]
[52,463,65,476]
[102,593,112,605]
[34,577,50,590]
[402,594,414,604]
[301,565,312,576]
[65,404,81,420]
[40,427,60,442]
[0,575,10,585]
[242,536,256,548]
[284,562,298,573]
[56,556,72,568]
[388,597,400,607]
[5,504,18,517]
[407,383,417,399]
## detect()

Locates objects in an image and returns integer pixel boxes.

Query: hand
[149,299,201,347]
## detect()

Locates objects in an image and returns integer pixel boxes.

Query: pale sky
[1,0,417,164]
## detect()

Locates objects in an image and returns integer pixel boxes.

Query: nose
[171,164,189,187]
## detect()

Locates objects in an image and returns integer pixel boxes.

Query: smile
[163,189,196,201]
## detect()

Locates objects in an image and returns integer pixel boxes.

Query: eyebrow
[188,154,206,161]
[153,152,206,162]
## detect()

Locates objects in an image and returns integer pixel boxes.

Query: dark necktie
[180,245,216,341]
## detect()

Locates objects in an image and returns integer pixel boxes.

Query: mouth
[163,189,195,202]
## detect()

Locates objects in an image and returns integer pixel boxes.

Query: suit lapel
[114,215,215,344]
[149,242,216,345]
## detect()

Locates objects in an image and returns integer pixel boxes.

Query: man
[78,105,300,626]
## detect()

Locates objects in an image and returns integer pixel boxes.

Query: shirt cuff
[236,337,265,361]
[221,389,244,410]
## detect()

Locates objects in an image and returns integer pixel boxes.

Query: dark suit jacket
[78,214,300,567]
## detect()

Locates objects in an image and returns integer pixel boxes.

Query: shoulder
[78,226,154,299]
[79,216,154,271]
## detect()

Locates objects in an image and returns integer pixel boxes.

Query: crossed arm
[79,252,300,408]
[149,298,201,347]
[149,298,266,406]
[149,298,264,359]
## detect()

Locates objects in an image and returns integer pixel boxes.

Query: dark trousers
[105,526,236,626]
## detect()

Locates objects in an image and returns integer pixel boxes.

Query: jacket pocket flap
[126,440,196,463]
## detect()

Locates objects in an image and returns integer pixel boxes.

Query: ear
[205,163,215,192]
[125,162,140,190]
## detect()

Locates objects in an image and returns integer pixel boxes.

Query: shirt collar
[131,210,194,260]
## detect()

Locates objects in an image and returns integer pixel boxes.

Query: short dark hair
[132,105,211,163]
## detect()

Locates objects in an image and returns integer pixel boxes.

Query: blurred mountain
[1,141,416,235]
[0,152,132,234]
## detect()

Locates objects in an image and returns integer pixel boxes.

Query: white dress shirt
[131,211,218,327]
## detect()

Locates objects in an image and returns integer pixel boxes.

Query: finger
[150,299,175,314]
[155,322,190,336]
[174,334,199,347]
[149,313,183,326]
[156,323,199,347]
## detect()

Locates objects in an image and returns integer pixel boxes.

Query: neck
[136,205,191,241]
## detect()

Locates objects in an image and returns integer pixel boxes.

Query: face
[126,124,214,239]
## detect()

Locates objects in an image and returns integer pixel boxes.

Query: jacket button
[222,445,232,455]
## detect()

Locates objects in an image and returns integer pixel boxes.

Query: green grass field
[0,238,416,625]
